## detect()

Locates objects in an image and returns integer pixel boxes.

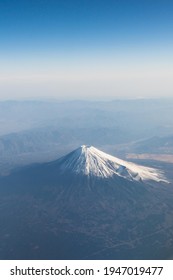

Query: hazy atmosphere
[0,0,173,100]
[1,1,173,261]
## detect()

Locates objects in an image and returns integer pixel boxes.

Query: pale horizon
[0,0,173,100]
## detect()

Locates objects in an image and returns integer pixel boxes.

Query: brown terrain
[126,153,173,163]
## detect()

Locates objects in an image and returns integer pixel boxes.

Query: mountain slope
[0,145,172,260]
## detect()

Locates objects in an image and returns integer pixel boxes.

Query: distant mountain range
[0,146,173,260]
[0,127,173,175]
[129,135,173,154]
[0,99,173,175]
[1,99,173,137]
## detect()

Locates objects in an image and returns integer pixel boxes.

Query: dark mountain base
[0,173,173,260]
[0,149,173,260]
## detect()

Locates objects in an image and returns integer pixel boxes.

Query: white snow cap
[60,145,168,183]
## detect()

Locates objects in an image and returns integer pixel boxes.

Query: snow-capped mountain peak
[58,145,168,183]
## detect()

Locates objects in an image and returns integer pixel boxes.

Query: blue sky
[0,0,173,100]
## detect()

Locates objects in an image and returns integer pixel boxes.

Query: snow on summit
[58,145,168,183]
